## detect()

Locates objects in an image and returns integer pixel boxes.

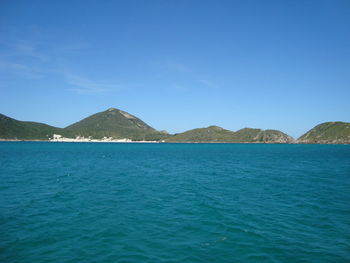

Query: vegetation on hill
[1,108,348,144]
[0,114,61,140]
[63,108,168,141]
[165,126,237,142]
[298,122,350,144]
[165,126,294,143]
[235,128,294,143]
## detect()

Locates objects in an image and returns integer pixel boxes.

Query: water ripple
[1,142,350,262]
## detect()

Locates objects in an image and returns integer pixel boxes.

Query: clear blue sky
[0,0,349,138]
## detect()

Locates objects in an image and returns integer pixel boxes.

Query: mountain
[165,126,294,143]
[233,128,294,143]
[64,108,167,141]
[165,126,237,142]
[0,114,61,140]
[2,108,348,144]
[298,122,350,144]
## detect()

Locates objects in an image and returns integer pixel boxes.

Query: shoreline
[0,139,159,143]
[0,139,349,144]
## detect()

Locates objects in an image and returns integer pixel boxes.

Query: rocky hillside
[298,122,350,144]
[165,126,294,143]
[234,128,294,143]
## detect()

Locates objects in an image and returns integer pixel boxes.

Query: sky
[0,0,349,138]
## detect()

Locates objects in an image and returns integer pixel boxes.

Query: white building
[53,134,62,140]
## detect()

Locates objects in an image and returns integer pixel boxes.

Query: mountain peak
[207,125,223,130]
[105,108,136,120]
[63,108,165,140]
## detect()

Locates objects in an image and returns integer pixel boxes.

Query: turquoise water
[0,142,349,263]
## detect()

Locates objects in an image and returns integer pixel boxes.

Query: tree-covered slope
[165,126,294,143]
[0,114,62,140]
[3,108,347,143]
[165,126,237,142]
[63,108,167,141]
[298,122,350,144]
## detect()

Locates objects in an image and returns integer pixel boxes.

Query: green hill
[165,126,237,142]
[234,128,294,143]
[63,108,167,141]
[0,114,62,140]
[298,122,350,144]
[2,108,348,144]
[165,126,294,143]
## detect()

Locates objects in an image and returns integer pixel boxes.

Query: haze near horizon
[0,0,349,138]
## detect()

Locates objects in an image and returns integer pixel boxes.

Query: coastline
[0,139,349,144]
[0,139,159,143]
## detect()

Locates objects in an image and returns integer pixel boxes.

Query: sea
[0,142,349,263]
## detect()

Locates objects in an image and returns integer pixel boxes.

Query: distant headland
[0,108,349,144]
